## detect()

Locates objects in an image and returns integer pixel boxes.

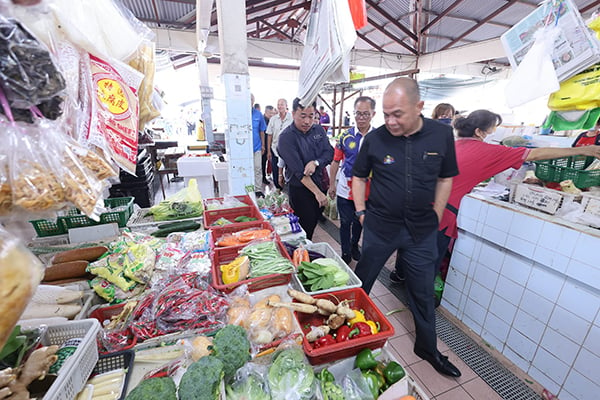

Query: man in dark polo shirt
[352,77,461,378]
[277,98,333,239]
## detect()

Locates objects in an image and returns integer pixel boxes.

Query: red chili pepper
[314,334,336,349]
[350,322,372,339]
[336,325,352,342]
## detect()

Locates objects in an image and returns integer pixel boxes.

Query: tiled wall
[442,195,600,400]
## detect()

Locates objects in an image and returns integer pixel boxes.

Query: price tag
[583,195,600,218]
[513,184,564,214]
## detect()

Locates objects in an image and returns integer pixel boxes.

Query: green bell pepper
[383,361,405,385]
[361,370,384,398]
[354,348,378,370]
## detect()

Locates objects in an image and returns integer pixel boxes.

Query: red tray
[211,239,292,293]
[204,205,264,229]
[88,303,137,354]
[294,288,395,365]
[211,221,274,248]
[204,195,257,225]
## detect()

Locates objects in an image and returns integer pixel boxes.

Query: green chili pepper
[354,348,378,370]
[383,361,406,385]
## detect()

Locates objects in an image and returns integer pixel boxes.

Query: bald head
[384,77,420,105]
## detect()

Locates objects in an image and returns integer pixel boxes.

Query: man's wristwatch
[313,160,320,167]
[355,210,366,217]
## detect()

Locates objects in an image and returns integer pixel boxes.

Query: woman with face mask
[432,103,455,125]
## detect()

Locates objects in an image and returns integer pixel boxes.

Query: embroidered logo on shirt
[383,155,395,165]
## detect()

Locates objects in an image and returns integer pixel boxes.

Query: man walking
[328,96,376,264]
[266,99,292,190]
[352,78,461,378]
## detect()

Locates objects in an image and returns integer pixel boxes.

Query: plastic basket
[294,288,394,365]
[211,221,274,248]
[30,218,67,237]
[203,195,256,224]
[211,239,292,293]
[534,156,600,188]
[90,350,135,400]
[203,205,264,229]
[88,303,137,354]
[291,242,362,295]
[42,319,101,400]
[60,197,134,229]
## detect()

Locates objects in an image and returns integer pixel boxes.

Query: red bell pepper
[349,321,372,339]
[314,334,336,349]
[336,325,352,342]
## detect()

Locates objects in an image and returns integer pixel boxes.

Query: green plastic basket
[29,218,67,237]
[534,156,600,188]
[60,197,134,229]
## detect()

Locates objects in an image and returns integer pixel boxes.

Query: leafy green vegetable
[212,325,251,379]
[178,356,223,400]
[268,348,315,400]
[317,368,344,400]
[226,372,271,400]
[125,377,177,400]
[297,258,349,292]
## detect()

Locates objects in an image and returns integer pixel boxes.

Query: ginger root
[4,345,59,400]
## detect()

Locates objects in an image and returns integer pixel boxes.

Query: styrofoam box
[212,160,229,182]
[177,156,213,177]
[291,242,362,295]
[319,343,430,400]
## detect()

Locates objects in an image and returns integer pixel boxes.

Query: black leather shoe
[351,244,361,261]
[341,253,352,264]
[414,347,461,377]
[389,270,405,284]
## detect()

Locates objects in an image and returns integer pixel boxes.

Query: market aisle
[311,222,505,400]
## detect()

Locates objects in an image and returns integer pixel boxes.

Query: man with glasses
[328,96,376,264]
[277,98,333,239]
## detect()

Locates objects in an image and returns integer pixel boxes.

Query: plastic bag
[341,368,375,400]
[149,179,204,221]
[505,26,560,108]
[128,41,160,130]
[226,363,271,400]
[0,226,44,350]
[266,343,316,400]
[324,196,338,220]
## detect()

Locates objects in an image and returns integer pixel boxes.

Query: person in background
[319,105,331,128]
[572,116,600,147]
[328,96,376,264]
[251,94,267,192]
[431,103,455,125]
[343,111,351,126]
[352,77,461,378]
[431,110,600,285]
[266,99,292,190]
[278,98,333,239]
[262,105,275,184]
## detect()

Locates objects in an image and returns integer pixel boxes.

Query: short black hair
[265,105,274,112]
[293,97,317,112]
[354,96,375,110]
[454,109,502,138]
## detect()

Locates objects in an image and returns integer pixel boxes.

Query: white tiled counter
[442,194,600,400]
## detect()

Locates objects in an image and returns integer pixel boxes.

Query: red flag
[348,0,367,30]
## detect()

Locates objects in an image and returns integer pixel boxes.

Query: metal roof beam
[357,31,386,52]
[420,0,464,33]
[441,0,519,50]
[365,0,419,42]
[367,16,418,55]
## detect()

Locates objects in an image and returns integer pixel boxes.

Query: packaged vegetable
[226,363,271,400]
[87,254,137,291]
[268,346,315,400]
[148,179,203,221]
[122,243,155,284]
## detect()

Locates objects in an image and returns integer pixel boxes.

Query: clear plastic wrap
[128,40,160,130]
[225,363,271,399]
[0,226,44,350]
[266,341,316,400]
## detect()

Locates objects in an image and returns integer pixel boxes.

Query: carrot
[301,248,309,263]
[237,229,272,242]
[43,261,89,282]
[217,235,243,247]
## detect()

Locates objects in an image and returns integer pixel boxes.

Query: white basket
[42,319,100,400]
[291,242,362,295]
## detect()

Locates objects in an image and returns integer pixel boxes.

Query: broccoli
[125,377,177,400]
[211,324,251,379]
[178,355,224,400]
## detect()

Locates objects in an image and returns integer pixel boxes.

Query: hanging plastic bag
[547,63,600,111]
[0,227,44,350]
[505,26,560,108]
[148,179,204,221]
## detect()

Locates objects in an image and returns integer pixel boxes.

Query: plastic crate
[90,350,135,400]
[291,242,362,295]
[60,197,134,229]
[203,205,264,229]
[30,218,68,237]
[294,288,395,365]
[203,195,256,224]
[211,221,274,248]
[211,239,292,293]
[88,303,137,353]
[42,319,101,400]
[534,155,600,188]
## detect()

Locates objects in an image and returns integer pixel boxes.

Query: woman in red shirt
[571,117,600,147]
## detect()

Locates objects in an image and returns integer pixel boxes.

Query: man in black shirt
[352,78,461,378]
[277,98,333,239]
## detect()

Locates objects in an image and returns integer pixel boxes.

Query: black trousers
[271,149,282,189]
[261,151,268,180]
[288,184,323,240]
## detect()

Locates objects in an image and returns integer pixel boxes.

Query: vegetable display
[297,258,349,292]
[238,241,295,278]
[211,325,251,379]
[178,356,224,400]
[267,348,315,400]
[124,377,177,400]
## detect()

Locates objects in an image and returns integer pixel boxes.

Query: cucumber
[151,221,201,237]
[157,220,201,230]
